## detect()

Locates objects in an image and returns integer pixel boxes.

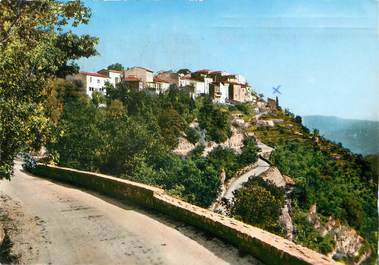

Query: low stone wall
[32,164,340,265]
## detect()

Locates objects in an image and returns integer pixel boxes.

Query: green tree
[238,136,260,167]
[198,97,231,143]
[48,96,104,171]
[0,0,98,179]
[185,127,200,144]
[208,146,239,178]
[158,108,186,149]
[107,63,124,71]
[177,68,191,75]
[231,178,285,233]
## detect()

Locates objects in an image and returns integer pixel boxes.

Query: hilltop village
[67,66,266,105]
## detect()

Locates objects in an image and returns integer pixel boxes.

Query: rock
[259,167,286,188]
[306,205,367,261]
[222,127,244,152]
[283,175,295,186]
[173,136,195,156]
[256,119,275,128]
[279,204,293,241]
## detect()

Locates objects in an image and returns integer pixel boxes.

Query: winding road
[214,139,274,212]
[224,158,270,201]
[0,161,262,265]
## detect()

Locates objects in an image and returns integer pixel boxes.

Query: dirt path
[0,161,263,265]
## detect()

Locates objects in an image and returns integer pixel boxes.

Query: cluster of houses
[66,66,256,104]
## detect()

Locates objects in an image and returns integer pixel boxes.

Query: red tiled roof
[122,76,141,81]
[153,76,169,83]
[80,71,108,78]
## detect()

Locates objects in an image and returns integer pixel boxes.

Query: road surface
[223,140,273,201]
[0,161,262,265]
[224,158,270,200]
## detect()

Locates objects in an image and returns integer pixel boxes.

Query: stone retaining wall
[32,164,341,265]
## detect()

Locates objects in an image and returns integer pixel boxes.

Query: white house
[179,76,207,97]
[97,69,122,87]
[67,71,110,97]
[209,82,229,104]
[147,77,171,94]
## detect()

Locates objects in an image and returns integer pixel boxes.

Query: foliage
[107,63,124,71]
[198,97,231,143]
[177,68,191,75]
[47,81,263,207]
[271,138,378,255]
[231,103,254,116]
[239,136,260,167]
[208,146,239,178]
[185,127,200,144]
[0,0,98,179]
[230,178,285,234]
[21,153,37,172]
[158,108,186,148]
[292,208,336,255]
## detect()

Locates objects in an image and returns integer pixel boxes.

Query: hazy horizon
[73,0,378,121]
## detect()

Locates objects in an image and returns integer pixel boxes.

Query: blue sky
[75,0,378,121]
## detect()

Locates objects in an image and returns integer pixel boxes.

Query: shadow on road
[22,168,263,265]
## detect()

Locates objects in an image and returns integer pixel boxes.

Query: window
[89,87,94,91]
[97,79,100,84]
[90,77,92,82]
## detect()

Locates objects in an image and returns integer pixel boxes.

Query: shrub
[231,178,285,234]
[21,153,36,172]
[185,127,200,144]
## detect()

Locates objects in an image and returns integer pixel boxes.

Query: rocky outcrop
[173,136,195,156]
[307,205,368,263]
[256,119,275,128]
[259,167,286,188]
[222,127,245,152]
[202,126,245,156]
[259,167,295,240]
[279,202,294,241]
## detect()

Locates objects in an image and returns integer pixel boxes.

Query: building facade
[67,72,110,97]
[97,69,123,87]
[123,67,154,85]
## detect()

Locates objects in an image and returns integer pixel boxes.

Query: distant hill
[303,115,379,155]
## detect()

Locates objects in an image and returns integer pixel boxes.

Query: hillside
[41,79,377,265]
[303,115,379,155]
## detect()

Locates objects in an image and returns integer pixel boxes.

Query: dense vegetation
[230,178,285,234]
[47,81,259,207]
[0,0,98,179]
[40,78,378,263]
[257,109,377,263]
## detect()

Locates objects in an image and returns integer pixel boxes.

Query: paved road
[0,161,262,265]
[224,140,273,201]
[224,158,270,200]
